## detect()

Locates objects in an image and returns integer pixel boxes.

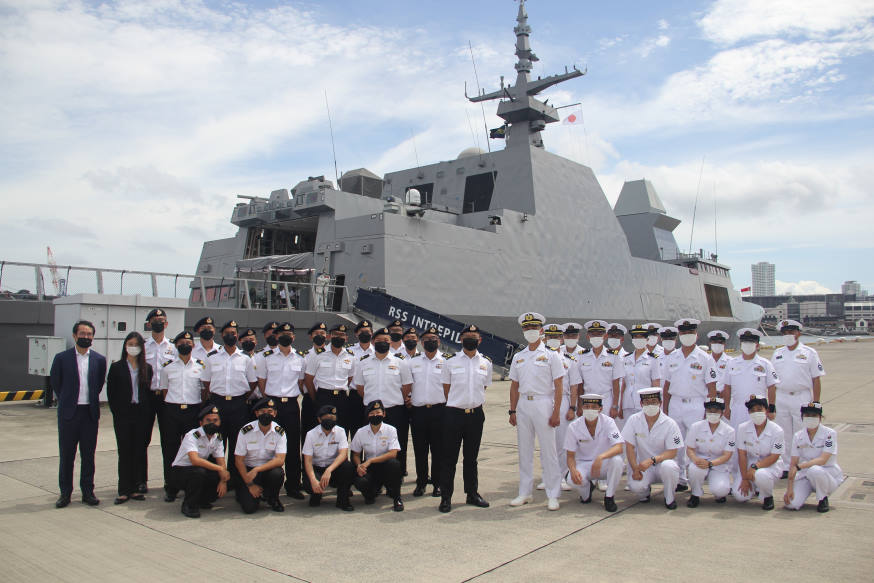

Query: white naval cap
[674,318,701,331]
[607,323,627,335]
[778,319,803,331]
[737,327,763,341]
[584,319,608,334]
[542,323,563,335]
[704,397,725,408]
[637,387,663,400]
[562,322,583,334]
[708,330,729,340]
[658,326,678,337]
[518,312,545,326]
[644,323,661,333]
[579,393,604,404]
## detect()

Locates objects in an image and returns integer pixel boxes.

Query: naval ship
[193,0,762,351]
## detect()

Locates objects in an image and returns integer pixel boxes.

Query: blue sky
[1,0,873,295]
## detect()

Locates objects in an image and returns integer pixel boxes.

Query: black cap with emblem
[460,324,480,334]
[354,320,372,333]
[317,405,338,418]
[308,322,327,334]
[145,308,166,321]
[329,323,348,333]
[173,331,193,344]
[366,400,385,413]
[198,404,220,420]
[252,397,277,411]
[194,316,214,330]
[262,321,280,333]
[219,320,237,332]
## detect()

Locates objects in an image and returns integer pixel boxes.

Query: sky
[2,0,873,296]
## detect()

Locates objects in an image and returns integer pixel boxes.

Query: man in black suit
[50,320,107,508]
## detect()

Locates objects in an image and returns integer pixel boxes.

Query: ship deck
[1,341,872,582]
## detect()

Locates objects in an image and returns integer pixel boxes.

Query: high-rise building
[842,280,866,297]
[751,262,775,296]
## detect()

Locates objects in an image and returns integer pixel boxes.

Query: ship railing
[0,260,352,313]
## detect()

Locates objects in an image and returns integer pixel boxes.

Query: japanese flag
[563,111,583,125]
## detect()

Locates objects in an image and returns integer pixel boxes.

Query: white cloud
[775,280,834,295]
[658,19,670,31]
[638,34,671,58]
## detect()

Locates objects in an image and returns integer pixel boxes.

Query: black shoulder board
[274,425,285,435]
[207,349,219,356]
[563,353,576,361]
[360,354,371,361]
[315,347,326,354]
[193,430,201,439]
[607,348,619,355]
[241,424,254,434]
[195,359,205,366]
[482,354,492,362]
[263,350,274,357]
[411,353,422,358]
[346,348,355,355]
[395,353,406,360]
[581,348,591,353]
[546,346,558,351]
[444,352,455,359]
[297,349,306,357]
[161,360,173,367]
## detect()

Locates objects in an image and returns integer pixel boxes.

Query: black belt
[266,396,299,403]
[318,388,348,396]
[165,403,200,410]
[415,403,446,409]
[448,405,482,414]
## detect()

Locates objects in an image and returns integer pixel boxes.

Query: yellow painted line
[0,390,45,402]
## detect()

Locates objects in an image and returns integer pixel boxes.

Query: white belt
[675,397,703,403]
[522,394,552,400]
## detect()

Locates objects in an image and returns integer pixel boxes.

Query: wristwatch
[508,409,516,415]
[796,463,802,472]
[568,406,576,411]
[751,463,759,470]
[768,404,776,414]
[708,461,713,469]
[651,456,657,466]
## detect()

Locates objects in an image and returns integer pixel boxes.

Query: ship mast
[467,0,584,149]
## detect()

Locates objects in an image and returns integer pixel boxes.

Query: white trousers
[569,456,623,498]
[628,459,680,504]
[732,465,782,502]
[517,396,560,498]
[555,394,571,475]
[668,398,704,484]
[687,464,732,498]
[785,466,842,509]
[774,391,808,465]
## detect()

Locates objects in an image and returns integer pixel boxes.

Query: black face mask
[258,413,273,426]
[373,341,390,354]
[330,337,346,348]
[423,339,439,353]
[358,332,372,343]
[390,332,403,342]
[369,415,384,426]
[199,329,214,341]
[278,335,293,347]
[312,335,326,346]
[266,336,279,347]
[76,337,92,349]
[462,338,479,351]
[150,321,165,333]
[403,339,418,351]
[320,419,337,431]
[202,423,219,435]
[222,333,237,346]
[176,344,193,356]
[241,340,256,352]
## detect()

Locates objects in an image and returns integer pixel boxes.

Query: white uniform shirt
[575,348,624,399]
[621,351,661,409]
[410,353,448,406]
[145,336,177,391]
[192,341,219,364]
[657,349,675,384]
[621,411,685,462]
[559,345,586,396]
[736,420,786,470]
[350,422,401,461]
[306,347,355,391]
[663,347,716,398]
[442,351,493,409]
[158,357,206,404]
[711,354,730,392]
[76,349,90,405]
[564,413,623,463]
[509,343,565,396]
[258,348,306,398]
[353,353,413,407]
[791,424,839,468]
[302,425,349,467]
[725,355,779,398]
[234,421,288,467]
[771,343,824,398]
[685,419,736,467]
[349,343,375,388]
[202,347,256,396]
[172,427,225,467]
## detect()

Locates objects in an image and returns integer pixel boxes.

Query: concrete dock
[1,341,872,582]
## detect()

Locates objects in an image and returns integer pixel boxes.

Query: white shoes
[547,497,560,511]
[560,480,572,491]
[536,482,545,490]
[597,480,608,491]
[510,495,533,507]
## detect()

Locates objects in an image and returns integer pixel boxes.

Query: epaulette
[580,348,591,353]
[207,349,219,356]
[607,348,619,355]
[411,353,422,358]
[648,352,659,358]
[263,349,274,357]
[195,359,205,367]
[274,425,285,436]
[547,346,558,351]
[563,353,576,361]
[297,349,306,357]
[481,354,492,362]
[241,424,254,434]
[360,354,371,361]
[161,359,173,367]
[193,430,201,439]
[346,348,354,355]
[315,347,326,354]
[395,353,406,360]
[444,352,456,359]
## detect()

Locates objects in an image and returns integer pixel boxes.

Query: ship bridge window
[245,227,315,258]
[463,171,497,213]
[408,183,433,205]
[704,284,733,317]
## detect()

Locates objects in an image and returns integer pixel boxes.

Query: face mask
[582,409,599,421]
[589,336,604,349]
[199,329,214,341]
[462,337,479,351]
[642,404,660,417]
[782,334,797,347]
[374,341,390,354]
[803,417,820,430]
[278,335,293,347]
[150,321,165,333]
[202,423,219,436]
[662,339,676,351]
[749,411,767,425]
[330,337,346,348]
[358,332,372,344]
[266,336,279,347]
[257,413,273,426]
[241,340,256,352]
[423,339,439,353]
[76,337,92,348]
[222,334,237,346]
[312,335,326,346]
[632,338,647,350]
[545,338,561,349]
[126,345,141,357]
[679,333,697,347]
[390,333,403,343]
[523,330,541,344]
[403,339,418,351]
[710,343,724,354]
[607,338,621,349]
[705,412,722,424]
[320,419,337,431]
[564,338,578,349]
[646,335,658,347]
[741,342,757,355]
[176,344,193,356]
[369,415,384,426]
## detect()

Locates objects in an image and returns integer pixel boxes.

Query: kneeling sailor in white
[564,394,623,512]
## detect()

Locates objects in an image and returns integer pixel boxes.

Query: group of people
[49,308,840,517]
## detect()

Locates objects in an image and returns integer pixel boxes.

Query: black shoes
[431,486,442,498]
[114,496,129,505]
[164,493,177,503]
[762,496,774,511]
[579,493,592,504]
[665,500,677,510]
[687,495,700,508]
[714,497,727,503]
[82,493,100,506]
[364,495,376,505]
[466,493,489,508]
[309,495,322,507]
[269,498,285,512]
[55,495,71,508]
[439,498,451,513]
[604,496,617,512]
[413,485,426,497]
[285,490,305,500]
[199,502,214,509]
[817,497,829,513]
[336,500,354,512]
[181,503,201,518]
[131,493,145,501]
[393,497,404,512]
[675,484,689,492]
[135,483,148,494]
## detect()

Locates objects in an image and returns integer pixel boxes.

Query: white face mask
[646,335,659,347]
[749,411,767,426]
[607,338,621,349]
[642,404,660,417]
[582,409,600,421]
[710,343,724,354]
[589,336,604,348]
[741,342,757,355]
[662,339,676,351]
[564,338,578,349]
[803,417,820,430]
[523,329,541,344]
[782,334,797,347]
[545,338,561,349]
[679,333,697,347]
[632,338,647,350]
[126,346,142,357]
[705,412,722,424]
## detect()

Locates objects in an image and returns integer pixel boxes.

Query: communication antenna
[713,181,719,257]
[468,41,492,153]
[688,155,705,254]
[324,90,340,185]
[410,129,421,168]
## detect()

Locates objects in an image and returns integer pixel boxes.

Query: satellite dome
[457,146,486,159]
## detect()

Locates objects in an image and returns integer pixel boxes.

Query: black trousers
[300,393,319,440]
[347,389,366,438]
[410,404,445,488]
[354,458,402,500]
[316,389,353,436]
[210,395,250,482]
[269,397,302,492]
[440,406,484,500]
[111,404,152,496]
[235,466,284,513]
[140,390,164,485]
[384,405,410,474]
[58,405,99,496]
[171,466,220,508]
[304,461,354,505]
[160,403,200,494]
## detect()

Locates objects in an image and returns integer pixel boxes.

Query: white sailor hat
[737,327,763,341]
[674,318,701,331]
[584,320,608,333]
[518,312,545,327]
[745,394,768,409]
[708,330,729,341]
[704,397,725,409]
[778,319,803,331]
[562,322,583,334]
[543,323,563,336]
[637,387,662,400]
[579,393,604,405]
[644,323,661,333]
[658,326,678,337]
[607,323,627,335]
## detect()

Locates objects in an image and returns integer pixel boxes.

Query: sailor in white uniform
[656,326,678,382]
[707,330,730,394]
[722,328,779,430]
[733,394,785,510]
[784,402,843,512]
[541,323,576,491]
[644,323,665,357]
[684,397,735,507]
[606,323,629,358]
[620,324,661,429]
[575,320,623,417]
[564,394,623,512]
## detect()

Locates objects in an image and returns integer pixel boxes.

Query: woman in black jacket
[107,332,153,504]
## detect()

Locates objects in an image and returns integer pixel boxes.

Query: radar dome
[457,147,486,159]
